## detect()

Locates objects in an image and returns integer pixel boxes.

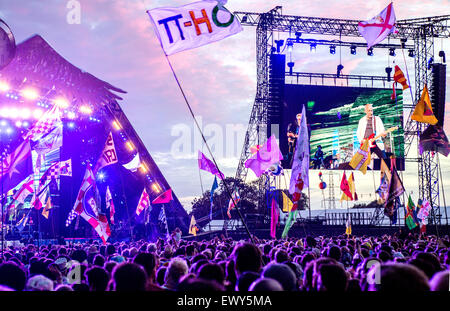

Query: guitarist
[286,113,302,165]
[356,104,388,160]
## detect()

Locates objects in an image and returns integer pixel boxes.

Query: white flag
[123,153,141,172]
[147,0,242,55]
[289,105,309,194]
[358,3,398,49]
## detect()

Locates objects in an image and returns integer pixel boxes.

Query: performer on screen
[356,103,387,159]
[312,145,324,169]
[286,113,302,165]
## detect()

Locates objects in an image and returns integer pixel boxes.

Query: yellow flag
[349,139,371,174]
[282,192,293,212]
[341,173,357,202]
[42,196,52,219]
[189,215,198,236]
[411,84,438,125]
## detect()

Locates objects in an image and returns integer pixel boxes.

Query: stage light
[337,64,344,77]
[6,127,12,134]
[428,57,434,69]
[0,108,9,118]
[400,38,408,49]
[408,49,415,57]
[112,120,121,130]
[151,182,161,193]
[385,66,392,82]
[367,47,373,56]
[97,172,105,181]
[67,122,75,129]
[389,48,396,56]
[141,162,149,174]
[295,32,302,42]
[310,43,317,52]
[0,120,7,126]
[329,45,336,54]
[79,105,93,115]
[0,81,10,92]
[33,109,44,119]
[287,41,293,53]
[67,111,76,119]
[287,62,295,75]
[23,121,29,127]
[439,50,446,63]
[126,141,134,151]
[21,88,39,100]
[54,97,69,108]
[241,15,247,23]
[21,108,31,119]
[274,39,284,53]
[350,45,356,55]
[15,120,22,128]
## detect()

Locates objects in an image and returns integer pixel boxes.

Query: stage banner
[147,1,243,55]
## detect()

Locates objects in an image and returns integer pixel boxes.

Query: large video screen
[280,84,405,171]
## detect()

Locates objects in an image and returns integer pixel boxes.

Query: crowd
[0,231,449,291]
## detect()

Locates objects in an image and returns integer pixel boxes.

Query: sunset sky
[1,0,449,213]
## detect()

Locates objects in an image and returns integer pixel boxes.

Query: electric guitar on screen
[367,126,399,147]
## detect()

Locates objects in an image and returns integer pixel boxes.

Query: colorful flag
[345,214,352,235]
[136,188,150,216]
[42,195,52,219]
[376,173,389,203]
[65,166,96,226]
[12,175,34,204]
[291,175,304,212]
[383,166,405,218]
[358,3,398,49]
[16,210,31,232]
[210,176,218,220]
[31,185,49,210]
[419,124,450,157]
[23,105,61,140]
[417,199,432,225]
[106,186,115,224]
[270,198,279,239]
[341,172,358,201]
[59,159,72,176]
[405,195,418,230]
[244,134,283,178]
[349,138,371,174]
[289,105,309,194]
[94,132,118,173]
[340,172,353,201]
[198,151,225,180]
[227,189,240,218]
[152,189,173,204]
[411,85,438,125]
[391,82,397,100]
[147,1,243,55]
[1,140,33,195]
[281,209,298,239]
[282,191,293,213]
[393,65,409,90]
[30,121,63,155]
[189,215,199,236]
[249,145,262,154]
[123,153,142,172]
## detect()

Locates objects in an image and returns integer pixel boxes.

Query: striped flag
[31,185,49,210]
[349,138,371,174]
[393,65,409,90]
[227,190,240,218]
[12,175,34,204]
[42,195,52,219]
[65,166,95,226]
[23,105,61,141]
[136,188,150,216]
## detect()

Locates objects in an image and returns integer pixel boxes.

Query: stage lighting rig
[389,48,396,56]
[400,38,407,49]
[287,41,293,53]
[385,66,392,82]
[274,39,284,53]
[287,61,295,75]
[329,45,336,54]
[428,57,434,69]
[367,47,373,56]
[295,32,301,42]
[350,45,356,55]
[408,49,415,57]
[439,50,446,63]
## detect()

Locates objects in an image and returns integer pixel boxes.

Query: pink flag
[270,198,279,239]
[152,189,173,204]
[198,151,225,180]
[106,186,115,224]
[358,3,398,49]
[136,188,150,216]
[244,134,283,177]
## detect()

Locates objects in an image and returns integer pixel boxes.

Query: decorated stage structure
[0,34,190,243]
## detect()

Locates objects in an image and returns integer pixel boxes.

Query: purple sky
[1,0,449,211]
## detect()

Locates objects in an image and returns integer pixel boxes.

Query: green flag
[282,210,298,238]
[405,195,418,230]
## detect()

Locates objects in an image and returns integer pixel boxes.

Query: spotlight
[6,127,12,134]
[21,88,39,100]
[287,61,295,75]
[389,48,396,56]
[295,32,302,42]
[54,97,69,108]
[97,172,105,181]
[22,121,29,127]
[67,111,76,119]
[79,105,93,115]
[0,81,10,92]
[385,66,393,82]
[337,64,344,77]
[15,120,22,128]
[310,43,317,52]
[428,57,434,69]
[439,50,446,63]
[241,15,247,23]
[126,141,134,151]
[330,45,336,54]
[151,182,161,193]
[67,122,75,129]
[287,41,293,53]
[350,45,356,55]
[21,108,31,119]
[0,120,7,126]
[408,49,415,57]
[274,39,284,53]
[112,120,121,130]
[367,47,374,56]
[400,38,407,49]
[33,109,44,119]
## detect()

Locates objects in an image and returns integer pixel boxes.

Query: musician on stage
[286,113,302,165]
[312,145,324,169]
[356,104,387,159]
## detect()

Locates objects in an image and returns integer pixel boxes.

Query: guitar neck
[372,126,398,141]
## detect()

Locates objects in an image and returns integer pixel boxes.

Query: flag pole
[162,53,255,244]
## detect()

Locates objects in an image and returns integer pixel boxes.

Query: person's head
[232,243,262,277]
[261,263,297,291]
[176,277,225,291]
[364,104,373,118]
[368,263,429,291]
[317,145,322,150]
[104,261,118,274]
[133,252,158,282]
[0,262,26,291]
[111,263,147,291]
[327,246,341,262]
[54,284,73,291]
[156,267,167,287]
[274,249,289,264]
[316,264,348,291]
[296,113,302,125]
[71,249,88,264]
[249,278,283,291]
[26,275,54,291]
[429,270,450,291]
[93,254,105,267]
[197,263,225,285]
[85,267,110,291]
[235,271,260,292]
[164,257,188,289]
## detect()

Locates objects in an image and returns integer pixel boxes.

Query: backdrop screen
[280,84,405,171]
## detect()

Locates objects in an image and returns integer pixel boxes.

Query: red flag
[65,166,95,226]
[106,186,115,224]
[270,198,279,239]
[393,65,409,90]
[151,189,172,204]
[340,172,353,200]
[136,188,150,216]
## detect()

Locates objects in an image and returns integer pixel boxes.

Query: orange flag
[393,65,409,90]
[411,85,438,125]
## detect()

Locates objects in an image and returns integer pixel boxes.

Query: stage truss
[233,7,450,227]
